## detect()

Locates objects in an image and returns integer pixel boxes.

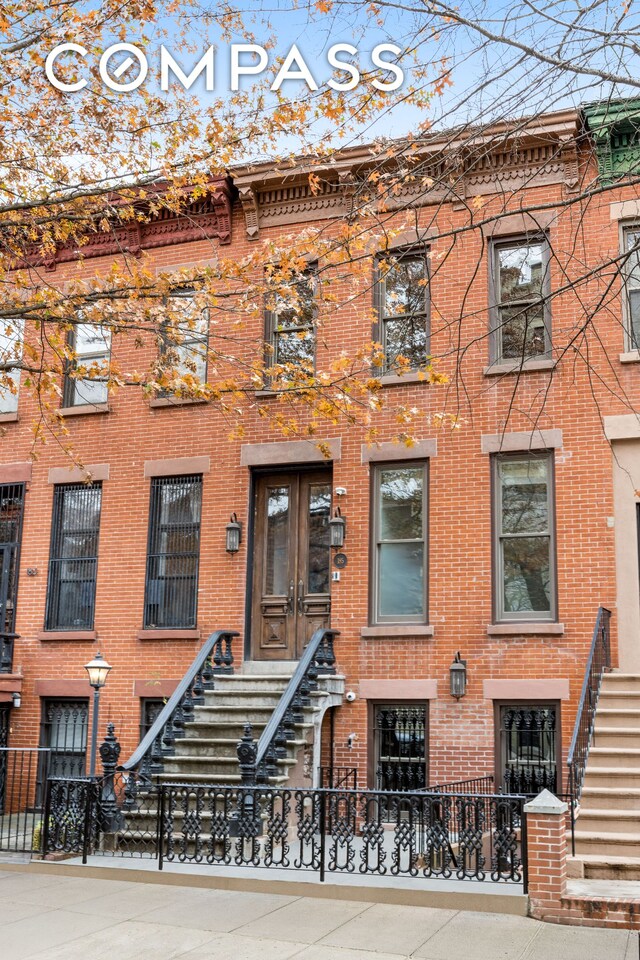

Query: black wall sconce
[329,507,346,548]
[449,652,467,700]
[226,513,242,553]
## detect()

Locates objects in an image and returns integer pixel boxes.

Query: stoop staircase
[158,667,343,787]
[572,672,640,880]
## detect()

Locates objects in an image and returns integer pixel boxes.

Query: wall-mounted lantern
[329,507,346,548]
[226,513,242,553]
[449,652,467,700]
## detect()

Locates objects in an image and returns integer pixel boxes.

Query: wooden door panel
[251,470,331,661]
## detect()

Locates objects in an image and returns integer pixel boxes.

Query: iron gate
[0,748,50,853]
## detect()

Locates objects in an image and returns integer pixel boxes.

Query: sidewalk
[0,866,636,960]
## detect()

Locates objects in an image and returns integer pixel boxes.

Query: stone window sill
[620,351,640,364]
[361,624,435,638]
[149,396,207,408]
[58,403,109,417]
[487,622,564,636]
[254,389,277,398]
[38,630,97,641]
[377,372,428,387]
[483,358,556,377]
[137,628,201,641]
[0,411,18,423]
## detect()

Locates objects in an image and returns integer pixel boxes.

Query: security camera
[345,690,357,702]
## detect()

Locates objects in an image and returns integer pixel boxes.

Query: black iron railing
[320,766,357,789]
[566,606,611,854]
[237,627,337,784]
[428,776,494,794]
[120,629,238,779]
[43,776,526,886]
[0,747,51,853]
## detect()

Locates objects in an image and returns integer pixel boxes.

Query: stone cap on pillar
[523,789,568,815]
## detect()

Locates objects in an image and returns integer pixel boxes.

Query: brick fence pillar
[523,789,568,922]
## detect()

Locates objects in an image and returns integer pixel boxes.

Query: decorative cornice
[584,99,640,185]
[24,177,234,271]
[232,111,582,235]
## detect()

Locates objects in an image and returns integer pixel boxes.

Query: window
[39,699,89,779]
[498,704,558,795]
[491,237,550,363]
[0,483,25,671]
[0,317,23,414]
[63,322,111,407]
[265,267,316,380]
[622,225,640,349]
[373,703,427,790]
[493,453,555,621]
[144,475,202,628]
[159,291,208,389]
[140,698,165,741]
[371,462,427,624]
[45,483,102,631]
[376,251,429,373]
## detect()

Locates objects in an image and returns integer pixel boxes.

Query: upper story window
[160,291,209,388]
[493,453,555,622]
[622,225,640,349]
[63,323,111,407]
[45,483,102,631]
[0,318,23,414]
[144,474,202,629]
[265,267,317,379]
[376,251,429,373]
[371,462,428,624]
[491,238,550,363]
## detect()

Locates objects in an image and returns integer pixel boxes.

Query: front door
[251,470,332,660]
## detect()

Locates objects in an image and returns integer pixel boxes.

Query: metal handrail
[566,606,611,854]
[255,628,338,771]
[237,627,338,782]
[121,629,238,773]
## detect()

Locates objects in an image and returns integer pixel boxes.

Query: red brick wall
[1,148,632,791]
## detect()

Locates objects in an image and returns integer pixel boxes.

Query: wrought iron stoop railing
[566,606,612,855]
[236,627,338,785]
[119,629,238,781]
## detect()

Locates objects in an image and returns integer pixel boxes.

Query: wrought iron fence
[319,766,357,789]
[0,747,50,854]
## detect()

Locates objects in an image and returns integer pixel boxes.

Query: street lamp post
[84,652,112,777]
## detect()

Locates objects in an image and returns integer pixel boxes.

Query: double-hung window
[371,462,427,624]
[45,483,102,630]
[0,318,23,414]
[265,267,317,379]
[493,453,556,621]
[622,225,640,349]
[63,323,111,407]
[160,291,208,388]
[144,475,202,629]
[491,237,550,363]
[376,251,429,373]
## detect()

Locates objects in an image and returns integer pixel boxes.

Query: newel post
[523,789,568,922]
[99,722,125,836]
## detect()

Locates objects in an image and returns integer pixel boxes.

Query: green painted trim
[584,99,640,184]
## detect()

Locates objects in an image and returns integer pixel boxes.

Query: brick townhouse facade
[1,100,640,804]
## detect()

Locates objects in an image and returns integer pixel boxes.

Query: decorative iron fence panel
[0,748,50,853]
[42,775,526,887]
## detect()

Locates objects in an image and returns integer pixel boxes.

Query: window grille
[374,704,427,791]
[500,704,557,795]
[45,483,102,630]
[376,252,429,373]
[140,697,165,741]
[40,699,88,779]
[144,475,202,628]
[0,483,25,672]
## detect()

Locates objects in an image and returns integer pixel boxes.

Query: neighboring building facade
[2,102,640,800]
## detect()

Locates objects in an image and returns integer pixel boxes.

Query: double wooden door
[251,470,332,660]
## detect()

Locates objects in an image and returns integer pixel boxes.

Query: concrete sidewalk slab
[0,868,634,960]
